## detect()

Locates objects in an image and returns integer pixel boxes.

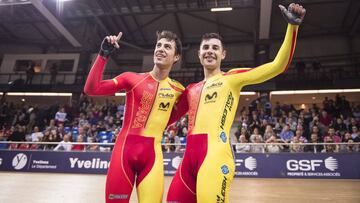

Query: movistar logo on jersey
[221,165,229,175]
[159,93,174,99]
[158,102,170,111]
[204,92,217,103]
[220,92,234,130]
[220,132,227,143]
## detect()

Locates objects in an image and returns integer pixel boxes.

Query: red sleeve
[84,55,131,96]
[167,87,189,126]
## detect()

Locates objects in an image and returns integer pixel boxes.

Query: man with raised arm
[166,3,306,203]
[84,31,184,203]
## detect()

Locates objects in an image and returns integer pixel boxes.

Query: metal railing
[0,73,77,85]
[0,141,358,153]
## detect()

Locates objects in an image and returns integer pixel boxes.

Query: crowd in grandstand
[233,94,360,153]
[0,93,359,153]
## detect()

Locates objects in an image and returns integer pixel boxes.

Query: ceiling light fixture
[211,0,232,12]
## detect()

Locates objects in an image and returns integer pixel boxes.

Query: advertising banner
[0,151,110,174]
[0,150,359,179]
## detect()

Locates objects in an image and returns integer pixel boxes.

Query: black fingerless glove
[99,38,115,58]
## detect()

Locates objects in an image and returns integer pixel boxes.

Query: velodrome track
[1,172,359,203]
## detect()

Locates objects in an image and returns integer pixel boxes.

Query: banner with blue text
[0,151,359,179]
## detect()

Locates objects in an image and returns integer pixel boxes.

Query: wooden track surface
[0,172,359,203]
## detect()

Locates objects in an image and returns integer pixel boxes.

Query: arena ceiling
[0,0,359,53]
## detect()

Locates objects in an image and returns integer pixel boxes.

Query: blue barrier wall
[0,150,359,179]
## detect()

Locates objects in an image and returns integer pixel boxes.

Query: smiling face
[198,38,226,71]
[153,38,179,70]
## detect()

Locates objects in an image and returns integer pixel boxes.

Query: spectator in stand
[352,105,360,119]
[78,127,87,140]
[72,135,85,151]
[78,113,89,128]
[287,116,298,132]
[26,107,37,134]
[322,138,336,153]
[177,116,188,137]
[168,129,181,152]
[166,122,179,137]
[319,110,333,127]
[57,124,65,139]
[248,112,261,132]
[114,111,122,127]
[280,124,294,143]
[263,124,276,141]
[55,107,67,125]
[350,127,360,143]
[42,129,60,150]
[250,134,264,153]
[293,129,307,143]
[340,132,356,152]
[25,61,35,85]
[310,124,323,141]
[87,124,98,140]
[336,95,351,118]
[345,140,356,152]
[235,134,251,153]
[290,137,304,153]
[86,136,99,152]
[250,127,263,143]
[8,125,26,141]
[46,119,57,132]
[30,126,44,142]
[259,119,268,135]
[274,117,286,134]
[54,133,72,151]
[0,130,8,149]
[265,135,283,153]
[348,118,360,132]
[323,127,341,143]
[333,117,347,137]
[162,136,172,153]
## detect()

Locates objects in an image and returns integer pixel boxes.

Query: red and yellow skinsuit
[84,56,184,203]
[167,24,298,203]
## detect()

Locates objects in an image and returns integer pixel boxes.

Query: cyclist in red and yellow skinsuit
[84,31,184,203]
[167,4,306,203]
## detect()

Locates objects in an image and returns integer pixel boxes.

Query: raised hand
[99,32,123,58]
[279,3,306,25]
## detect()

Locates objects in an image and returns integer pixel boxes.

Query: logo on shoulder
[12,153,28,170]
[220,132,227,143]
[221,165,229,175]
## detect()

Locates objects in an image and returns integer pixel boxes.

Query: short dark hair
[201,33,225,49]
[156,30,182,56]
